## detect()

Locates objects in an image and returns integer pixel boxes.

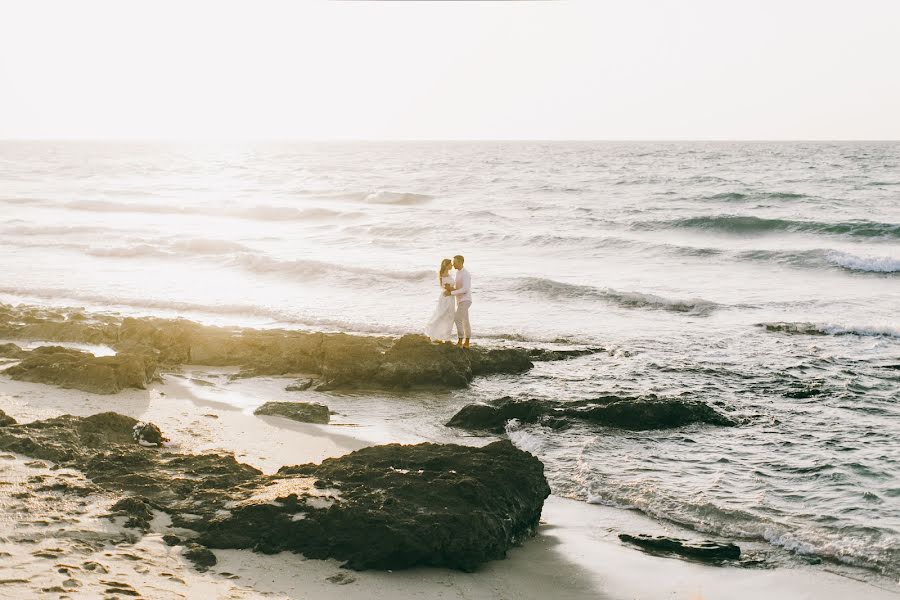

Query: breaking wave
[824,251,900,273]
[516,277,719,314]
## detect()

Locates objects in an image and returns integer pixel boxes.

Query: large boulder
[5,346,156,394]
[254,401,330,424]
[202,440,550,571]
[447,395,737,433]
[0,413,550,572]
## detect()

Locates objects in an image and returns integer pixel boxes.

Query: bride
[424,258,456,342]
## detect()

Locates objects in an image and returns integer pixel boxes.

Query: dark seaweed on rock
[447,395,737,434]
[0,412,551,572]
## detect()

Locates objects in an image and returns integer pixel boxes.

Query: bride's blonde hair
[438,258,452,284]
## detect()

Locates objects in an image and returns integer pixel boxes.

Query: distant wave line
[633,215,900,239]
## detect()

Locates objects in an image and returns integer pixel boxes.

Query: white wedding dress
[424,275,456,341]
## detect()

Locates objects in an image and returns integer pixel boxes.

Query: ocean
[1,140,898,580]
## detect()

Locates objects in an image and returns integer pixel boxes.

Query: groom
[445,254,472,348]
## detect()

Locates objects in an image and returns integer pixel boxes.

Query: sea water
[1,140,898,579]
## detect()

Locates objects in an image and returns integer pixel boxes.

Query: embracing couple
[424,254,472,348]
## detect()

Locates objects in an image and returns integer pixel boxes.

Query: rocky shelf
[0,303,602,393]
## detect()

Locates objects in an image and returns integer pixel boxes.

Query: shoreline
[1,369,897,598]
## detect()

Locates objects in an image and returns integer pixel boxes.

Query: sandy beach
[1,357,896,600]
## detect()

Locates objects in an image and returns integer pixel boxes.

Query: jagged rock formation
[0,412,550,572]
[447,395,737,433]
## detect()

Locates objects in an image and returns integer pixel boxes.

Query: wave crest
[516,277,719,314]
[760,322,900,338]
[824,251,900,273]
[635,215,900,238]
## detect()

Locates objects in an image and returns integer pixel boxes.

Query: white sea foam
[362,191,432,205]
[825,250,900,273]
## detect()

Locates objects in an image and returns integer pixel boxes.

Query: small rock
[132,422,168,447]
[326,572,356,585]
[254,401,330,424]
[183,543,217,571]
[162,534,181,546]
[108,496,155,531]
[618,534,740,562]
[285,378,315,392]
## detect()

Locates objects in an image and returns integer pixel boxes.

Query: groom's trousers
[455,301,472,339]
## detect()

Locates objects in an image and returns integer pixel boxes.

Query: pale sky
[1,0,898,140]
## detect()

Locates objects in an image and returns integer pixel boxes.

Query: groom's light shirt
[451,268,472,303]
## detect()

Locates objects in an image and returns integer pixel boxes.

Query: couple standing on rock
[424,255,472,348]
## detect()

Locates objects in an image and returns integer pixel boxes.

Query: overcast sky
[1,0,898,140]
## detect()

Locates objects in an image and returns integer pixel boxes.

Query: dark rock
[0,412,550,572]
[5,346,156,394]
[447,399,552,434]
[0,410,16,427]
[162,534,182,546]
[447,395,736,433]
[254,402,330,424]
[285,379,315,391]
[183,543,217,571]
[109,496,156,530]
[203,439,550,571]
[618,534,741,562]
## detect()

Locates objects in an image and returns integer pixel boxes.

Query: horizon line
[1,138,899,143]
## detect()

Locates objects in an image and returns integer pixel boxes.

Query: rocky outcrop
[0,412,550,572]
[5,346,156,394]
[0,342,25,358]
[0,304,599,391]
[447,395,737,433]
[0,410,16,427]
[618,534,741,562]
[183,543,217,572]
[254,401,330,424]
[204,440,550,571]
